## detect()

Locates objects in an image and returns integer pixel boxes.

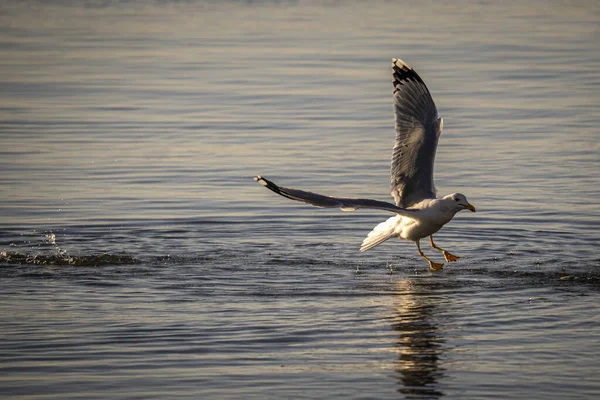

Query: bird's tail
[360,216,399,252]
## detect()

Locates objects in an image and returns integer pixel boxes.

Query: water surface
[1,1,599,398]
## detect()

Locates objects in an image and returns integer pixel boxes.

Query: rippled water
[1,1,599,398]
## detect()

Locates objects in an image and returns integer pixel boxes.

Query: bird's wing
[390,58,443,208]
[254,176,416,217]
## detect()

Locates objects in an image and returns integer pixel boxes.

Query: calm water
[1,0,599,398]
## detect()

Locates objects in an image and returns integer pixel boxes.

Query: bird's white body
[360,195,468,251]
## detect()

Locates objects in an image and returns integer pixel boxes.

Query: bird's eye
[454,198,460,201]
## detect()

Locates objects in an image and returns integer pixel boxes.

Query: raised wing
[391,58,443,208]
[254,176,416,217]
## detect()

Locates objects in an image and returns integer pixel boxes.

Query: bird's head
[444,193,476,213]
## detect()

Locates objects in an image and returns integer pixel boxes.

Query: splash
[0,250,140,267]
[1,232,139,267]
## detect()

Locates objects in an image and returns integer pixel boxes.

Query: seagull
[254,58,475,270]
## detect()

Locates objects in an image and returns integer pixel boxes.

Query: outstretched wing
[391,58,443,208]
[254,176,416,217]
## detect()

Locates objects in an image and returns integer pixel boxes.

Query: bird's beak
[465,203,476,213]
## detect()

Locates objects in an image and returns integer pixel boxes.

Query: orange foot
[428,260,444,271]
[442,251,460,262]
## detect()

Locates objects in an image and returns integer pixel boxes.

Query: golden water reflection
[391,279,446,398]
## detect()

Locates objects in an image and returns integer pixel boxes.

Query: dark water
[1,1,599,398]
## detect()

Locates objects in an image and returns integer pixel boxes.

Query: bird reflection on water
[389,279,446,398]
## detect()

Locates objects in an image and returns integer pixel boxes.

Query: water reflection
[391,279,446,398]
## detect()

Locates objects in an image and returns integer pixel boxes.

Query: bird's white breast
[395,200,456,242]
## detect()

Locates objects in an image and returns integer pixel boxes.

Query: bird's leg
[416,240,444,271]
[429,235,460,262]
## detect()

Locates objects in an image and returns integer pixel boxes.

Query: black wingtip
[254,175,285,197]
[254,175,269,187]
[392,58,425,90]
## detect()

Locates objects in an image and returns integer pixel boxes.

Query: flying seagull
[254,58,475,270]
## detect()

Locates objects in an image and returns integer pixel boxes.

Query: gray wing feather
[254,176,416,217]
[391,58,442,208]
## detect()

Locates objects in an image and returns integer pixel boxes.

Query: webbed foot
[442,251,460,262]
[428,260,444,271]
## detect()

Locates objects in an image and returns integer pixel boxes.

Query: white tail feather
[360,216,399,252]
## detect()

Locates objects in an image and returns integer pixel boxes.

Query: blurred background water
[1,0,599,399]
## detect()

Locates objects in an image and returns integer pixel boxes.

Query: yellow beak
[465,203,476,213]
